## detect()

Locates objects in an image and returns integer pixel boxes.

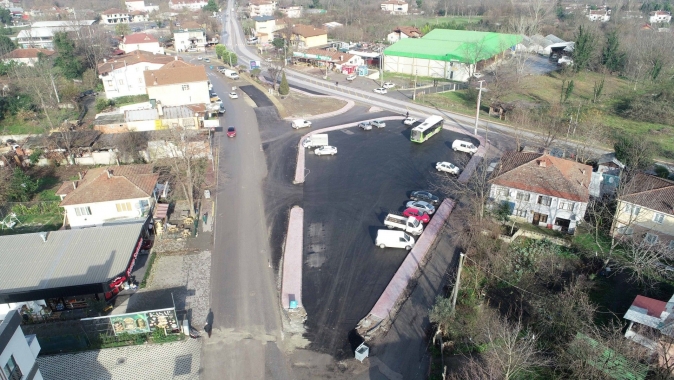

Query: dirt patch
[279,92,347,119]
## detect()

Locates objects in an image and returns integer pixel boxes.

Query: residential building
[278,5,302,18]
[1,48,55,67]
[292,48,364,74]
[249,0,277,17]
[587,9,610,22]
[16,24,88,49]
[286,24,327,49]
[97,51,178,99]
[144,65,210,106]
[56,165,158,228]
[129,10,150,22]
[323,22,343,29]
[101,8,130,24]
[125,0,160,13]
[613,173,674,247]
[650,10,672,23]
[119,33,164,54]
[95,103,205,133]
[253,15,276,44]
[169,0,208,11]
[386,26,423,43]
[592,152,624,197]
[173,28,207,52]
[624,293,674,366]
[381,0,409,14]
[0,311,43,380]
[489,152,592,234]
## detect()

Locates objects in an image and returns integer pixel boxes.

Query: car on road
[406,200,436,215]
[218,104,226,114]
[204,58,211,62]
[315,145,337,156]
[187,48,197,52]
[346,74,357,81]
[292,119,312,129]
[216,65,225,71]
[228,92,238,99]
[452,140,478,154]
[403,117,418,125]
[382,82,395,89]
[436,162,460,175]
[376,230,415,250]
[226,126,236,137]
[403,207,431,223]
[373,87,387,94]
[410,190,440,205]
[359,121,372,130]
[198,56,203,60]
[371,120,386,128]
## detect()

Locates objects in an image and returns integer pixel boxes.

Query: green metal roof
[384,29,521,63]
[572,333,648,380]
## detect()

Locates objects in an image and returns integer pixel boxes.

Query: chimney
[538,160,546,168]
[78,172,82,180]
[106,169,112,178]
[582,169,586,175]
[103,58,107,63]
[39,232,48,242]
[157,102,163,116]
[72,181,77,190]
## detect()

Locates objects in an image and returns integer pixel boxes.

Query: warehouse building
[383,29,520,82]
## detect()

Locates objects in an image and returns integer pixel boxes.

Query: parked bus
[410,115,444,143]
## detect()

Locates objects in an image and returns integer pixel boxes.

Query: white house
[1,48,55,67]
[489,152,592,234]
[97,51,177,99]
[278,5,302,18]
[650,10,672,23]
[56,165,159,229]
[129,10,150,22]
[380,0,408,14]
[249,0,277,17]
[125,0,160,13]
[16,27,80,49]
[144,65,210,106]
[173,28,207,52]
[119,33,164,54]
[101,8,130,24]
[386,26,422,43]
[587,9,610,22]
[0,311,43,380]
[169,0,208,11]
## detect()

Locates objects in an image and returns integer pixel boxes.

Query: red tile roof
[58,164,159,206]
[632,295,667,318]
[3,48,55,59]
[490,152,592,202]
[102,8,128,15]
[122,33,158,45]
[292,24,327,38]
[144,65,208,87]
[97,51,179,75]
[620,173,674,215]
[393,26,423,37]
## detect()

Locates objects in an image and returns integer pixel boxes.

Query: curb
[281,206,304,309]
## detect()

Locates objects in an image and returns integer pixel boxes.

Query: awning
[154,203,169,220]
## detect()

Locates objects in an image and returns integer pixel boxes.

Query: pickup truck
[384,214,423,235]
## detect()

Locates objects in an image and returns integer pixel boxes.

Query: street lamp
[474,80,485,136]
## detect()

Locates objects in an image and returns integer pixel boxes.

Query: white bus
[410,115,444,143]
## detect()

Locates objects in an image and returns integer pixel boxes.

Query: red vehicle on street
[226,126,236,137]
[403,207,430,223]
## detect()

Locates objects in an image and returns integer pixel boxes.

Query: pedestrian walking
[406,111,409,118]
[335,81,339,87]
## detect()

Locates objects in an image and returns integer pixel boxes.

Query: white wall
[119,41,164,55]
[0,313,43,380]
[384,55,472,82]
[174,30,206,52]
[100,61,166,99]
[64,197,152,228]
[146,81,210,106]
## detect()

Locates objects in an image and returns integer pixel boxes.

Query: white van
[452,140,478,155]
[223,69,239,80]
[291,119,312,129]
[375,230,415,250]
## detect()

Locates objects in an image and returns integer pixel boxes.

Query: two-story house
[587,8,611,22]
[381,0,409,14]
[650,10,672,23]
[97,51,177,99]
[278,5,302,18]
[253,15,276,44]
[489,152,592,234]
[249,0,277,17]
[144,65,210,106]
[119,33,163,54]
[169,0,208,11]
[125,0,159,12]
[56,165,159,229]
[286,24,327,49]
[174,28,206,52]
[386,26,423,43]
[101,8,130,24]
[1,48,55,67]
[613,173,674,247]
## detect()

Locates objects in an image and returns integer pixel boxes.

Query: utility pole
[379,53,383,87]
[412,70,418,100]
[474,80,485,136]
[450,253,465,315]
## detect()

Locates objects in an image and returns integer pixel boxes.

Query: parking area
[300,122,479,356]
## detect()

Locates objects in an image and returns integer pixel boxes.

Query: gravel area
[280,91,347,119]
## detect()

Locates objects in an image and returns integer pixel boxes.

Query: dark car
[226,126,236,137]
[216,65,225,70]
[410,190,440,205]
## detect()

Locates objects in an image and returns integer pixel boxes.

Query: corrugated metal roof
[162,105,194,119]
[125,108,158,122]
[0,223,144,294]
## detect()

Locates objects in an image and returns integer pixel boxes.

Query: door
[532,212,541,225]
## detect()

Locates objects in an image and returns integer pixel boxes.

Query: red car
[403,207,430,223]
[226,126,236,137]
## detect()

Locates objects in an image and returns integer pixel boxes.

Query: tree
[115,23,131,36]
[202,0,219,13]
[614,135,653,173]
[0,36,15,55]
[602,30,625,73]
[162,128,208,218]
[572,25,596,73]
[0,8,11,25]
[416,0,422,7]
[6,168,40,202]
[53,32,83,79]
[309,0,320,9]
[279,71,289,95]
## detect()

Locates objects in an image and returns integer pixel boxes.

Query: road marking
[340,129,354,135]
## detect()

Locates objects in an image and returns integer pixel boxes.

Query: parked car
[376,230,415,250]
[373,87,387,94]
[403,208,431,223]
[359,121,372,130]
[187,48,197,52]
[452,140,478,154]
[403,117,418,125]
[291,119,312,129]
[315,145,337,156]
[405,200,436,215]
[410,190,440,205]
[198,56,203,60]
[346,74,357,81]
[226,126,236,137]
[371,120,386,128]
[218,104,225,114]
[228,92,238,99]
[384,214,423,235]
[558,56,573,66]
[382,82,395,89]
[204,58,211,62]
[216,65,225,71]
[436,161,460,175]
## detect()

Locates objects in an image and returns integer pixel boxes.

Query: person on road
[335,81,339,87]
[406,111,409,118]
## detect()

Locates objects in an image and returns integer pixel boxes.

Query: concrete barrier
[281,206,304,309]
[356,198,456,339]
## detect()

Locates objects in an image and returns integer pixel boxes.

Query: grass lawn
[402,15,483,28]
[0,213,62,236]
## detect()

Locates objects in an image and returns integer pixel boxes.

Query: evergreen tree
[572,26,595,73]
[601,30,625,73]
[53,32,83,79]
[279,71,289,95]
[203,0,219,13]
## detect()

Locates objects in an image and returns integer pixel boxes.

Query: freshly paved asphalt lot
[301,123,479,356]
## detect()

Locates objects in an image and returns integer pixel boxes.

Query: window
[107,80,113,86]
[498,188,508,197]
[624,204,641,216]
[669,240,674,251]
[617,225,634,235]
[118,79,124,85]
[654,213,665,224]
[645,233,659,245]
[559,201,574,211]
[116,202,132,212]
[539,214,548,223]
[138,78,143,83]
[538,196,552,206]
[514,209,527,217]
[516,192,530,202]
[74,206,92,216]
[182,84,190,91]
[4,355,22,380]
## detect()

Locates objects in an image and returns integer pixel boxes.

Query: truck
[223,69,239,79]
[292,119,312,129]
[384,214,423,235]
[375,230,415,250]
[302,133,328,148]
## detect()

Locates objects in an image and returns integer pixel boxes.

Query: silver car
[405,200,436,215]
[371,120,386,128]
[315,145,337,156]
[359,121,372,131]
